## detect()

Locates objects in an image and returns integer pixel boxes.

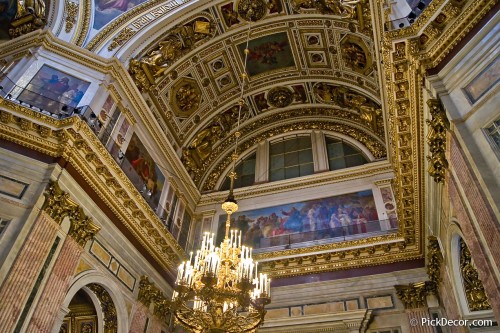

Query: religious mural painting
[18,65,90,113]
[93,0,148,30]
[463,54,500,104]
[217,190,383,250]
[238,32,295,76]
[123,133,165,207]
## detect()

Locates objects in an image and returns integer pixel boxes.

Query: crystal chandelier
[170,22,271,333]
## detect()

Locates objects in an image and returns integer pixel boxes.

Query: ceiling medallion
[237,0,267,22]
[267,87,294,108]
[170,78,202,117]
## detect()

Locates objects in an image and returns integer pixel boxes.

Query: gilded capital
[43,181,100,247]
[138,275,158,306]
[395,281,435,309]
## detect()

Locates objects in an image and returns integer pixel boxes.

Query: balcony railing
[253,218,398,252]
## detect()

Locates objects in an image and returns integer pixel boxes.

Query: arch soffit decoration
[61,271,129,333]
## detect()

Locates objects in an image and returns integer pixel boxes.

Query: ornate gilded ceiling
[126,0,385,191]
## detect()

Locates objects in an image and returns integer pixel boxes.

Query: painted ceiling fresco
[115,0,382,192]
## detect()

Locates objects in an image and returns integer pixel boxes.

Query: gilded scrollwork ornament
[108,27,136,51]
[459,239,491,311]
[426,99,449,183]
[88,284,118,333]
[64,0,78,33]
[427,236,442,287]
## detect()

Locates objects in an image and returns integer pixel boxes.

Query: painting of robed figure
[18,65,90,115]
[123,133,165,208]
[217,190,387,251]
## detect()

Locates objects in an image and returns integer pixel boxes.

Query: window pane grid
[269,136,313,181]
[220,153,256,190]
[326,137,367,171]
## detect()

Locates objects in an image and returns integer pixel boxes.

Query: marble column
[128,303,149,333]
[26,236,83,332]
[0,211,59,332]
[405,308,434,333]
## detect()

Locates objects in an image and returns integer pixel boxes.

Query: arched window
[220,152,256,190]
[269,135,314,181]
[325,137,368,171]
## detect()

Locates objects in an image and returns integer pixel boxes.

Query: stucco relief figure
[15,0,45,19]
[341,42,367,71]
[314,83,380,131]
[128,59,151,91]
[216,105,250,131]
[323,0,359,18]
[142,36,183,78]
[133,19,213,80]
[175,83,200,113]
[290,0,316,12]
[190,124,222,161]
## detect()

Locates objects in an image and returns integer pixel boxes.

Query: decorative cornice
[0,105,186,273]
[0,30,200,204]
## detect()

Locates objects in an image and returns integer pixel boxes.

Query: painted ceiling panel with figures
[126,0,382,191]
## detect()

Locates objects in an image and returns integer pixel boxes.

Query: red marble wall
[439,267,465,333]
[26,236,83,332]
[406,308,434,333]
[447,135,500,320]
[0,212,59,332]
[129,303,149,333]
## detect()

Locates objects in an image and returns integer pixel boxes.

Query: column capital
[43,181,100,247]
